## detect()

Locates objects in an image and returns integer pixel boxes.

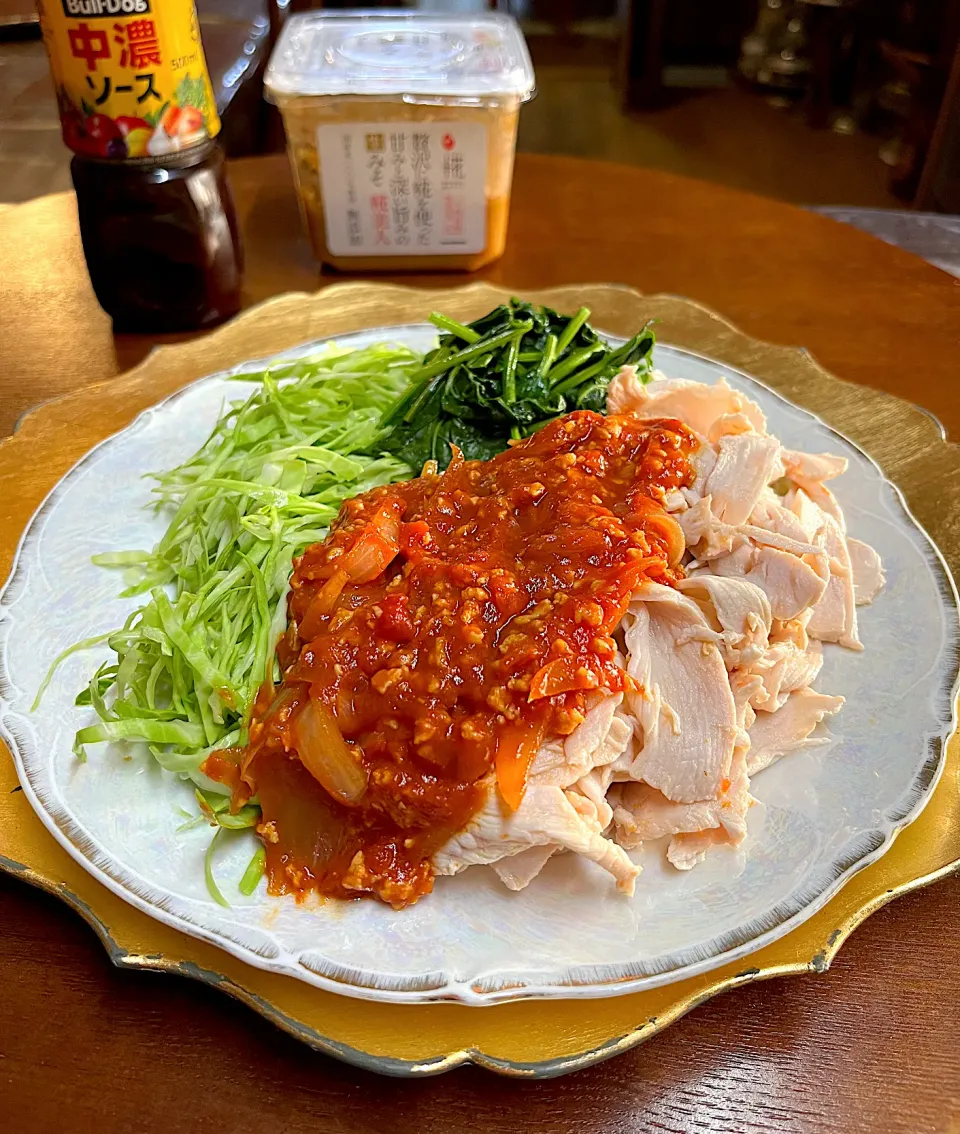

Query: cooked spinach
[375,300,655,469]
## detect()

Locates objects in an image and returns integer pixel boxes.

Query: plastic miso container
[264,10,535,272]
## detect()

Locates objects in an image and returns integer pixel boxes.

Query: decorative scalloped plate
[1,284,959,1074]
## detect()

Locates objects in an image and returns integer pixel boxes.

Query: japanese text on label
[317,122,487,257]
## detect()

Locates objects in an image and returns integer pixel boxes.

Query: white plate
[2,325,957,1006]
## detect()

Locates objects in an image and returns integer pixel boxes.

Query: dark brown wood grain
[1,154,959,1131]
[3,872,959,1133]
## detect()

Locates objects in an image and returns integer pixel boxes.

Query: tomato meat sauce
[205,410,696,908]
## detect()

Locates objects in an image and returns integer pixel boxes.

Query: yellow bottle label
[37,0,220,159]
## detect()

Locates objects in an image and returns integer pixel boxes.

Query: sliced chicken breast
[490,844,558,891]
[848,537,885,605]
[788,487,828,541]
[666,827,732,870]
[741,628,824,714]
[622,584,738,803]
[666,745,752,869]
[807,509,861,650]
[707,412,758,445]
[676,575,772,669]
[677,495,739,559]
[613,782,721,846]
[746,688,844,774]
[781,449,848,485]
[529,693,630,788]
[607,370,766,437]
[748,489,824,554]
[434,782,640,893]
[439,373,883,893]
[704,433,784,527]
[709,541,828,621]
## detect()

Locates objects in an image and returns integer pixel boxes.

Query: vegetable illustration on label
[37,0,220,158]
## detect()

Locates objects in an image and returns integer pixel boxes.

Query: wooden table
[1,153,958,1132]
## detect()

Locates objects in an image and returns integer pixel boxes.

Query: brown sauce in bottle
[71,141,243,332]
[36,0,244,330]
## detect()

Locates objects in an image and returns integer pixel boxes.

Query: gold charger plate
[1,282,958,1077]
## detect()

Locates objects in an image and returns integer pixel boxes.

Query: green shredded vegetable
[215,804,261,830]
[31,633,114,714]
[204,827,230,908]
[35,304,657,906]
[38,343,418,791]
[239,845,267,896]
[174,789,264,900]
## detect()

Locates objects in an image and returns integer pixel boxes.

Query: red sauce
[207,410,695,908]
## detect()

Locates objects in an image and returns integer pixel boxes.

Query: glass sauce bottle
[36,0,243,332]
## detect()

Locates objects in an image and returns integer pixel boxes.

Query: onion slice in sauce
[293,701,369,805]
[341,500,402,584]
[299,501,403,639]
[659,513,686,567]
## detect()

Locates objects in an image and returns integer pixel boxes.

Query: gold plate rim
[4,845,959,1078]
[2,281,959,1076]
[2,326,957,1004]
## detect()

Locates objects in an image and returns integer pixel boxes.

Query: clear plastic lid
[265,10,536,101]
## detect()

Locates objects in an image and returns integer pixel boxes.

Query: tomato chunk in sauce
[209,410,696,908]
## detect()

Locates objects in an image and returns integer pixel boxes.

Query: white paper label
[316,122,487,257]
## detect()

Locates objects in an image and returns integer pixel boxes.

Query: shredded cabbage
[36,343,420,899]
